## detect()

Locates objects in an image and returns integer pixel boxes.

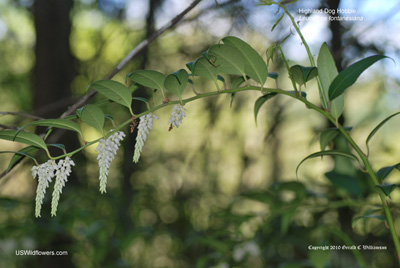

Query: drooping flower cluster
[32,157,75,218]
[51,157,75,216]
[168,104,186,130]
[133,113,158,163]
[95,131,126,193]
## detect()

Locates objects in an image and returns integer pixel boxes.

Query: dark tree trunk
[33,0,76,117]
[33,0,80,152]
[31,1,77,267]
[328,0,344,72]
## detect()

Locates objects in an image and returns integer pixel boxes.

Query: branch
[0,0,204,180]
[0,111,44,120]
[59,0,203,119]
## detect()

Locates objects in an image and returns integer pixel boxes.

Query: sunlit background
[1,0,400,267]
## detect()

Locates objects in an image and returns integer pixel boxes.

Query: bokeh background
[1,0,400,267]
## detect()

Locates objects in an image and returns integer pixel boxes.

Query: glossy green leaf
[6,146,40,172]
[232,76,249,89]
[222,36,268,85]
[317,43,343,119]
[352,214,386,228]
[290,65,318,86]
[80,104,104,133]
[0,130,47,151]
[19,119,83,139]
[375,184,400,197]
[217,75,225,83]
[127,70,165,92]
[266,44,278,65]
[320,129,339,151]
[186,60,196,73]
[254,93,278,125]
[366,111,400,153]
[377,163,400,183]
[192,57,219,81]
[88,80,132,112]
[104,114,114,122]
[325,171,362,195]
[268,72,279,79]
[132,97,149,104]
[164,69,189,99]
[47,143,66,151]
[328,55,388,100]
[319,127,352,152]
[296,150,361,179]
[208,44,245,75]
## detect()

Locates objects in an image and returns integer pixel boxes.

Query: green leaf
[325,171,362,195]
[254,93,278,125]
[320,129,339,151]
[231,76,248,89]
[377,163,400,183]
[288,91,307,98]
[19,119,83,140]
[268,72,279,79]
[47,143,66,151]
[6,146,40,172]
[266,44,278,65]
[352,214,386,228]
[317,43,343,119]
[296,150,361,179]
[217,75,225,83]
[366,111,400,153]
[186,60,196,73]
[328,55,388,100]
[271,13,284,31]
[88,80,132,113]
[80,104,105,133]
[319,127,352,152]
[132,97,149,104]
[222,36,268,85]
[104,114,114,122]
[164,69,189,99]
[375,184,400,197]
[289,65,318,86]
[127,70,165,92]
[208,44,245,75]
[0,130,47,151]
[192,57,219,81]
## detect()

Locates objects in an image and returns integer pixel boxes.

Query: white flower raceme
[51,157,75,216]
[32,160,57,218]
[133,113,158,163]
[168,104,186,129]
[96,131,126,193]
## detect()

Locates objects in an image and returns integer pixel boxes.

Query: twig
[59,0,203,119]
[0,0,203,180]
[0,124,19,130]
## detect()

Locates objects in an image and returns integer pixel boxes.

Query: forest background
[1,0,400,267]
